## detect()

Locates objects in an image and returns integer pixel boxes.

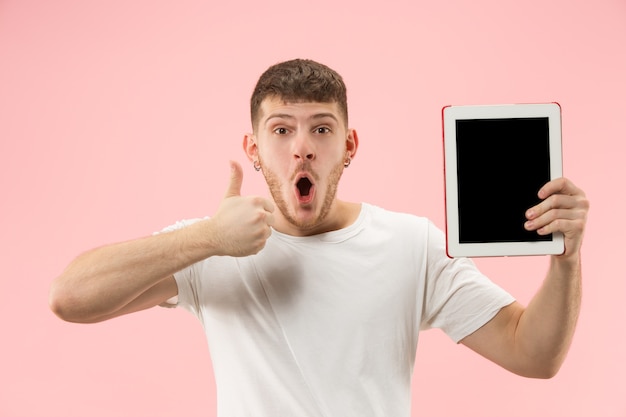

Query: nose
[293,132,315,161]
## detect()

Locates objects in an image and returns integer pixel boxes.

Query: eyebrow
[264,112,339,126]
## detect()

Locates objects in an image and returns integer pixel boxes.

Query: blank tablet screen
[455,117,552,243]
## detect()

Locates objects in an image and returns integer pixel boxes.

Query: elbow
[526,366,560,380]
[49,274,122,324]
[534,361,563,379]
[516,357,564,379]
[48,278,94,323]
[48,280,77,322]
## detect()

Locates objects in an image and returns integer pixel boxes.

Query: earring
[344,157,351,168]
[253,160,261,171]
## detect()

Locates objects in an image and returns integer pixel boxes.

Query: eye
[274,127,289,135]
[314,126,331,134]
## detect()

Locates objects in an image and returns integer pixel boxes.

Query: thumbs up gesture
[211,161,275,257]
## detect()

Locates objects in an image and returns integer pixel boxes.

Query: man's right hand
[209,161,275,257]
[49,161,275,322]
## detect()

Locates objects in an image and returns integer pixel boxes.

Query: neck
[273,200,361,237]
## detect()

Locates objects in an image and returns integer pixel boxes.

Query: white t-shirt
[164,203,514,417]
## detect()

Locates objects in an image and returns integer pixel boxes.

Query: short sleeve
[421,222,516,343]
[170,263,203,318]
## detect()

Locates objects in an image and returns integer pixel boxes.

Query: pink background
[1,0,625,415]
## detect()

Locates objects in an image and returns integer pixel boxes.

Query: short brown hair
[250,59,348,130]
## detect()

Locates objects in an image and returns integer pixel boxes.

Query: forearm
[515,254,582,377]
[463,177,587,378]
[50,163,275,322]
[49,219,216,321]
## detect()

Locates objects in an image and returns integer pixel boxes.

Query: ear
[346,128,359,159]
[243,133,258,163]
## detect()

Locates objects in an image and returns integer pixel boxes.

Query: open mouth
[296,176,313,197]
[295,175,315,203]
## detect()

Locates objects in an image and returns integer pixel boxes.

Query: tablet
[442,103,564,258]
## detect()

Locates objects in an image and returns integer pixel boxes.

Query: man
[49,59,589,416]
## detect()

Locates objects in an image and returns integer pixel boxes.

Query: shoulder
[360,203,445,250]
[363,203,433,231]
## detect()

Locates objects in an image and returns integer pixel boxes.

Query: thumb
[224,160,243,198]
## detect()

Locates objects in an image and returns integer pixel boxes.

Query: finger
[534,216,586,239]
[262,198,275,213]
[225,160,243,198]
[537,177,584,200]
[525,193,588,230]
[265,212,275,227]
[525,207,577,232]
[251,196,275,213]
[526,194,578,220]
